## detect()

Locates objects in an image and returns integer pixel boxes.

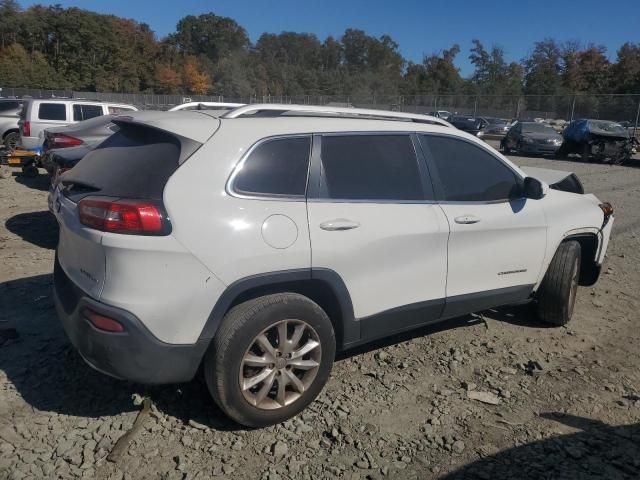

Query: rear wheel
[3,131,19,150]
[536,241,581,326]
[204,293,336,427]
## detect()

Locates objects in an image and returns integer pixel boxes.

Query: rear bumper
[53,255,206,384]
[20,136,41,149]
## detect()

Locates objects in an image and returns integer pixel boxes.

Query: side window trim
[226,134,313,201]
[418,133,524,204]
[314,131,435,204]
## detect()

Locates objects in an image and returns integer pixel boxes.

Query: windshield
[484,117,506,125]
[588,120,627,135]
[521,123,556,134]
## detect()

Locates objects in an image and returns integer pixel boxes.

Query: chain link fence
[1,87,639,131]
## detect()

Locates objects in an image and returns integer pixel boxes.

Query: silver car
[18,98,137,149]
[0,99,23,149]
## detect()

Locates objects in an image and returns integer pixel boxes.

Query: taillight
[22,121,30,137]
[78,197,169,235]
[82,308,124,333]
[51,134,83,148]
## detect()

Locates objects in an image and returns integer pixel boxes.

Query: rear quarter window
[73,104,104,121]
[232,136,311,197]
[38,103,67,121]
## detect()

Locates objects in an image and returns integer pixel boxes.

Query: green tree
[0,0,20,48]
[611,42,640,94]
[170,13,249,62]
[422,45,463,94]
[523,39,563,95]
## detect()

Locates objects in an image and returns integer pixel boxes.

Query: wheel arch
[563,232,601,286]
[198,269,358,350]
[2,127,19,138]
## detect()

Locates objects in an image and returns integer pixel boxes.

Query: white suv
[51,105,613,427]
[18,98,137,149]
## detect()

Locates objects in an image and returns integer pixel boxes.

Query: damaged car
[557,119,632,164]
[501,121,563,156]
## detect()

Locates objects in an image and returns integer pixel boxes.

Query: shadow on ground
[12,170,52,191]
[441,413,640,479]
[5,210,58,250]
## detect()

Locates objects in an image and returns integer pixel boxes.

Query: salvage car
[557,119,633,164]
[501,121,563,156]
[449,115,487,137]
[0,99,23,149]
[41,114,119,176]
[19,98,137,149]
[426,110,453,120]
[480,117,510,136]
[51,104,613,427]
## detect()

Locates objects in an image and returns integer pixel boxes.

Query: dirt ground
[1,148,639,480]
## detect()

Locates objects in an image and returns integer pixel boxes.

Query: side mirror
[523,177,546,200]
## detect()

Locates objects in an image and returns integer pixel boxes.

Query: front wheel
[536,241,581,326]
[204,293,336,427]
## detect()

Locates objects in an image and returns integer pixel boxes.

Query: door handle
[320,219,360,231]
[454,215,481,225]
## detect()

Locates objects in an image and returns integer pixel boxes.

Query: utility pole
[570,96,576,121]
[633,98,640,138]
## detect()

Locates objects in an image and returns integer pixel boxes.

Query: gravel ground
[1,149,639,480]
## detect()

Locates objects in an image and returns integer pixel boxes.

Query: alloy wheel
[239,319,322,410]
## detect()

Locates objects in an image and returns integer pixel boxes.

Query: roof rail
[168,101,245,112]
[222,103,453,127]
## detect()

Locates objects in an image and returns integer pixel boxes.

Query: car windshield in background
[0,101,22,112]
[484,117,506,125]
[521,123,556,134]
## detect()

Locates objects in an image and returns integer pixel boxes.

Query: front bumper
[53,255,206,384]
[521,143,560,155]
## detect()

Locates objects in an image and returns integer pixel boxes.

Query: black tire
[21,164,38,177]
[204,293,336,427]
[3,131,19,150]
[555,145,567,159]
[515,141,523,156]
[536,241,581,326]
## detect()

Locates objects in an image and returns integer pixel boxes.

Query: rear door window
[38,103,66,121]
[73,104,104,121]
[232,136,311,197]
[319,134,426,201]
[420,135,521,202]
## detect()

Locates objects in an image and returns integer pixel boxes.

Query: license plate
[7,158,22,165]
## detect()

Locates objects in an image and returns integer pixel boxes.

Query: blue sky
[18,0,640,75]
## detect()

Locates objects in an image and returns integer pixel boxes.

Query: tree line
[0,1,639,98]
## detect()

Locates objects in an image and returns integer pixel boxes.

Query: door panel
[439,199,547,297]
[308,202,449,319]
[418,133,548,302]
